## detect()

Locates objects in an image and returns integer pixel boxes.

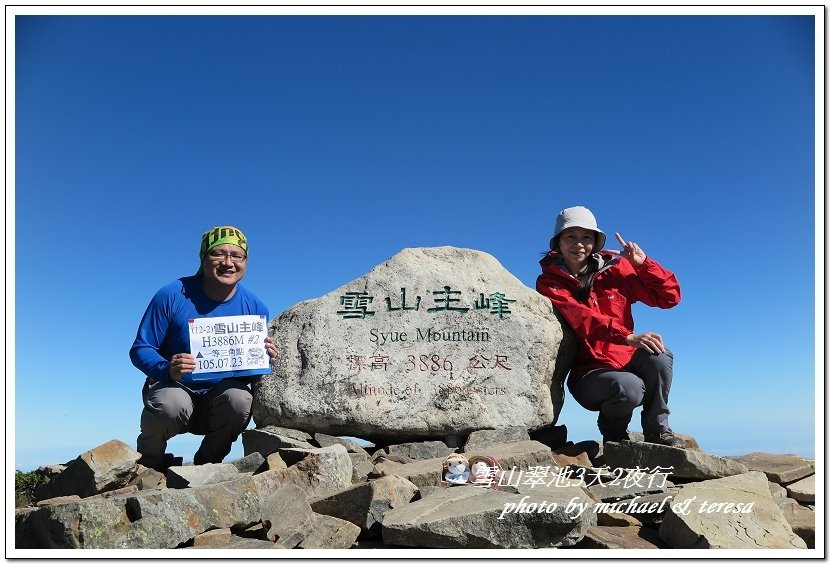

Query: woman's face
[557,226,596,273]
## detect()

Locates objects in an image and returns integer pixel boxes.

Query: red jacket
[536,251,681,382]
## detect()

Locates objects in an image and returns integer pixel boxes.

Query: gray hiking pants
[567,349,674,438]
[136,378,253,467]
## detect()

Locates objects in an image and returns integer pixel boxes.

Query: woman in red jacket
[536,206,684,447]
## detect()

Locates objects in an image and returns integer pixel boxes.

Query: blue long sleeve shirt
[129,275,270,390]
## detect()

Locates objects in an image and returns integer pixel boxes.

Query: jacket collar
[541,251,621,277]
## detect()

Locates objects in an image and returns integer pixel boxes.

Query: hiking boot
[137,453,182,472]
[598,413,631,444]
[644,430,685,448]
[602,430,630,444]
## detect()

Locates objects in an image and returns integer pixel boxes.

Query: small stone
[229,452,267,473]
[386,441,456,461]
[129,465,166,491]
[552,451,592,468]
[768,481,787,498]
[35,495,82,507]
[192,528,232,547]
[242,427,315,458]
[372,457,443,488]
[314,433,370,453]
[597,511,644,527]
[166,463,241,489]
[265,453,287,471]
[348,452,374,483]
[464,428,531,451]
[576,525,667,549]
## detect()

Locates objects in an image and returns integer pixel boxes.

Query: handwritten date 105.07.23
[197,356,244,371]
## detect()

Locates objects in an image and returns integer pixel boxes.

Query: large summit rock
[253,246,575,440]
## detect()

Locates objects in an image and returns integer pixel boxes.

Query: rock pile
[15,429,815,550]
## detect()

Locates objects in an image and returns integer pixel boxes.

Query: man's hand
[168,353,196,381]
[625,332,666,354]
[264,336,277,362]
[607,232,647,266]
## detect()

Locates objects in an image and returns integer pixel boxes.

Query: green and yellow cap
[199,226,248,261]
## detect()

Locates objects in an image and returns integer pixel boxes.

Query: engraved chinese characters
[253,247,576,440]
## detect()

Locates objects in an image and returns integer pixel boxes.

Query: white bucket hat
[552,206,606,251]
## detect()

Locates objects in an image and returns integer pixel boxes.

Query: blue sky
[10,10,821,471]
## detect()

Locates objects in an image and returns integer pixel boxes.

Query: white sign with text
[188,315,269,375]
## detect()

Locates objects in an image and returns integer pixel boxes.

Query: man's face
[201,243,247,287]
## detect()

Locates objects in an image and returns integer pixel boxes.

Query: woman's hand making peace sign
[607,232,647,266]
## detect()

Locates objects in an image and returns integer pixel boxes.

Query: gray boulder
[383,440,456,461]
[230,452,267,473]
[603,441,748,480]
[727,452,814,484]
[298,514,361,549]
[265,452,288,471]
[769,481,788,498]
[785,474,815,503]
[29,478,262,549]
[381,485,595,548]
[253,246,576,440]
[312,475,419,537]
[258,483,317,547]
[659,471,807,549]
[242,426,315,457]
[464,440,557,472]
[464,427,531,451]
[189,536,284,549]
[253,445,353,502]
[166,463,243,489]
[130,464,167,491]
[576,525,667,549]
[191,528,232,547]
[15,508,42,549]
[34,440,141,502]
[776,497,815,549]
[371,457,446,489]
[314,433,370,453]
[348,451,374,483]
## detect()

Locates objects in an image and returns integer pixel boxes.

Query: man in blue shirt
[130,226,277,469]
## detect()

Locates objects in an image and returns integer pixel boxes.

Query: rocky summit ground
[14,425,816,551]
